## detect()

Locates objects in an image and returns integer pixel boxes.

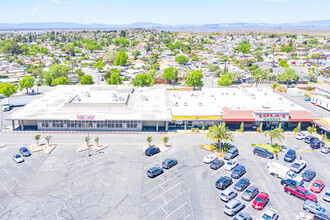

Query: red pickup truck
[284,185,317,202]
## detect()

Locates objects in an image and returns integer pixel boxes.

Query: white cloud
[260,0,291,2]
[32,0,60,15]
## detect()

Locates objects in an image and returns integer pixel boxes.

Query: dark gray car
[233,212,253,220]
[224,147,239,160]
[242,185,259,201]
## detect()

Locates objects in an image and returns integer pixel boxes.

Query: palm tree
[147,136,152,147]
[45,135,52,147]
[85,136,91,156]
[271,82,279,92]
[264,128,284,148]
[206,122,234,153]
[163,136,169,147]
[94,137,99,148]
[34,134,41,147]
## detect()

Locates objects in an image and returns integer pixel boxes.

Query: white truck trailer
[2,95,39,111]
[268,162,304,184]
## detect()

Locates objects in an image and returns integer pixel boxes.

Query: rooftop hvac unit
[85,92,90,97]
[184,102,188,106]
[290,104,294,107]
[279,97,283,101]
[199,102,203,106]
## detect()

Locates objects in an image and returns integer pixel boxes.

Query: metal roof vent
[184,102,188,106]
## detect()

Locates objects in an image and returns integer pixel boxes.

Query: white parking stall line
[183,214,191,220]
[210,168,222,177]
[143,162,160,170]
[143,184,184,206]
[0,182,13,197]
[12,163,29,178]
[162,207,169,216]
[0,204,3,209]
[164,202,188,219]
[142,185,164,197]
[318,190,326,207]
[3,169,17,183]
[241,199,255,213]
[258,207,269,219]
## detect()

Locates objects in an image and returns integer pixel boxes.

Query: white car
[295,132,308,140]
[287,171,304,185]
[259,208,279,220]
[290,160,306,173]
[12,154,24,163]
[321,145,330,154]
[220,188,237,202]
[224,159,238,171]
[203,154,218,164]
[323,188,330,202]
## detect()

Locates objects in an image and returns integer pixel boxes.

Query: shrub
[306,86,313,91]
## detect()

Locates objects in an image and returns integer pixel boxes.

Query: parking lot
[0,132,329,219]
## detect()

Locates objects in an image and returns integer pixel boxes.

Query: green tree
[279,68,299,87]
[114,37,130,47]
[308,39,319,45]
[218,73,232,86]
[162,67,178,83]
[45,135,52,147]
[74,69,85,77]
[113,51,128,66]
[34,134,41,147]
[186,70,203,89]
[0,83,17,97]
[175,55,188,65]
[51,77,70,85]
[206,122,234,153]
[271,82,280,92]
[133,50,141,60]
[94,137,99,148]
[264,128,284,149]
[1,41,22,55]
[308,72,318,82]
[192,56,199,61]
[104,50,118,64]
[238,44,250,54]
[207,64,220,72]
[107,72,122,85]
[44,65,70,85]
[279,60,289,68]
[147,136,152,146]
[93,60,106,71]
[254,51,263,62]
[80,75,94,85]
[104,68,120,81]
[19,76,35,94]
[281,46,294,53]
[132,73,155,87]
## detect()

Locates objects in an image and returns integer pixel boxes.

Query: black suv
[215,176,233,190]
[310,140,325,149]
[231,165,246,179]
[281,179,301,188]
[145,146,160,156]
[253,147,274,159]
[284,149,296,162]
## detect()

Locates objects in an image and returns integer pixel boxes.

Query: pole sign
[254,112,289,121]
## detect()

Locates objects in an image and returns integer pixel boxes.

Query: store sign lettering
[258,113,287,121]
[76,115,95,120]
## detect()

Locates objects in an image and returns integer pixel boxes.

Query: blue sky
[1,0,329,24]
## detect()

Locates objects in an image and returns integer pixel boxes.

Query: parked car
[145,146,160,156]
[223,147,239,160]
[233,212,252,220]
[162,159,177,169]
[284,149,297,162]
[231,165,246,179]
[224,159,238,170]
[291,160,306,173]
[260,208,279,220]
[223,199,245,216]
[313,211,330,220]
[147,167,163,178]
[12,154,24,163]
[302,170,316,182]
[323,189,330,202]
[303,200,326,214]
[220,188,237,202]
[281,179,302,188]
[305,136,318,144]
[320,145,330,154]
[305,97,311,101]
[310,179,325,193]
[216,176,233,190]
[210,159,225,170]
[234,178,250,192]
[296,132,308,140]
[310,140,325,149]
[253,147,274,159]
[252,192,269,210]
[242,185,259,201]
[284,185,317,202]
[203,154,218,164]
[19,147,31,157]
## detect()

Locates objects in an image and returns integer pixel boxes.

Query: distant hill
[0,20,329,31]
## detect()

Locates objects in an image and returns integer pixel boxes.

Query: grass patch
[251,143,282,154]
[201,143,231,153]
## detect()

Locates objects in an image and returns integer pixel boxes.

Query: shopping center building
[6,85,318,132]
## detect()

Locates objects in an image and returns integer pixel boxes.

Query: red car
[310,179,325,193]
[252,192,269,210]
